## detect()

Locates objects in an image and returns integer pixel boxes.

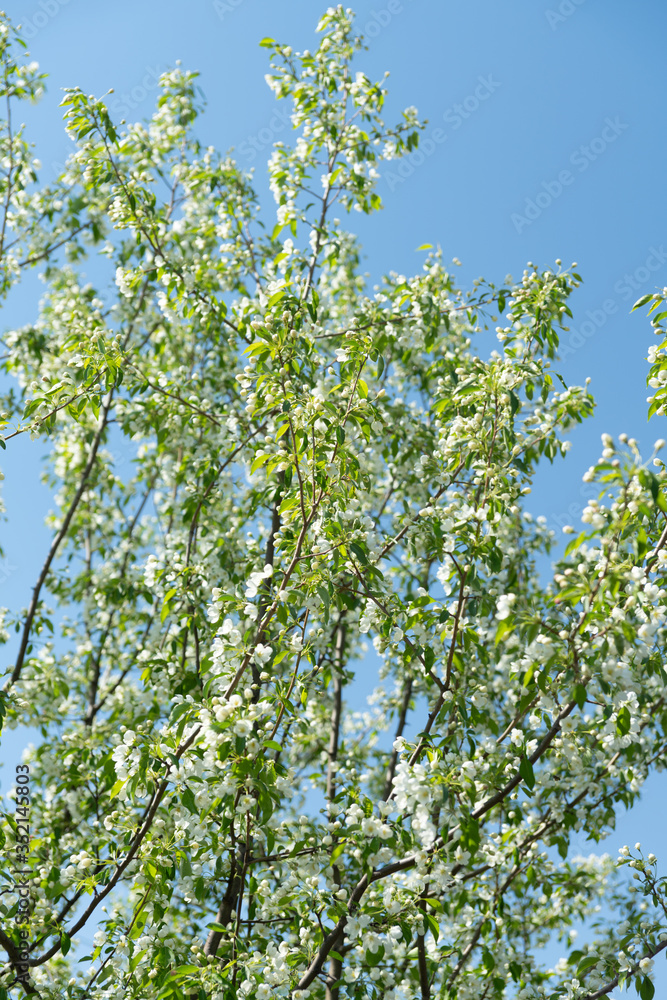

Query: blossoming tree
[1,6,666,999]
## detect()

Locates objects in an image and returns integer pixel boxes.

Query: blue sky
[1,0,667,986]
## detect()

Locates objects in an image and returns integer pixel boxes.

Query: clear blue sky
[1,0,666,985]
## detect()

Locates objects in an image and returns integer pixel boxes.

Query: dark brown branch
[586,938,667,999]
[84,481,154,724]
[296,875,370,991]
[417,893,431,1000]
[297,693,582,987]
[203,843,246,958]
[326,624,346,1000]
[17,222,93,268]
[5,398,112,691]
[28,725,201,966]
[383,676,413,800]
[0,927,42,996]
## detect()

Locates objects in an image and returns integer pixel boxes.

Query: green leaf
[349,542,367,564]
[460,816,480,855]
[181,786,197,814]
[632,293,655,311]
[250,452,271,474]
[317,584,331,624]
[495,617,514,645]
[165,964,201,981]
[519,756,535,790]
[330,842,345,864]
[423,912,440,942]
[365,943,385,966]
[639,976,655,1000]
[576,954,599,977]
[616,705,631,737]
[564,531,586,556]
[482,947,496,971]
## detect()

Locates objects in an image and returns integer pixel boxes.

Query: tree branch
[5,398,112,691]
